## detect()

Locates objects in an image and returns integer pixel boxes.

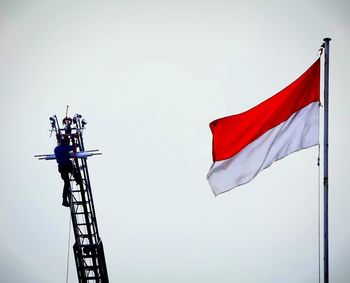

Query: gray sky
[1,1,349,282]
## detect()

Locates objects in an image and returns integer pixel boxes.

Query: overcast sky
[1,1,349,282]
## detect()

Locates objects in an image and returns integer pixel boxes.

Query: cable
[317,144,321,283]
[66,213,72,283]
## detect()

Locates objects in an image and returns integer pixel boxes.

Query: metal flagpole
[322,37,331,283]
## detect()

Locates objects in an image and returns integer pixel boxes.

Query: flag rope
[317,50,323,283]
[317,144,321,283]
[66,213,72,283]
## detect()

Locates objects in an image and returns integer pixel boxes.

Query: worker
[54,135,82,207]
[62,117,72,135]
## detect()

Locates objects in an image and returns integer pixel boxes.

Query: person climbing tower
[54,135,82,207]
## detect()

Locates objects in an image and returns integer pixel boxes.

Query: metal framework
[37,112,109,282]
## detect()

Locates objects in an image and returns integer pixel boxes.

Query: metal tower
[36,112,109,282]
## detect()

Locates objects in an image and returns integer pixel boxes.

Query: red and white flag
[207,59,320,196]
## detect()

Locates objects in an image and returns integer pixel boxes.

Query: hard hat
[62,117,73,125]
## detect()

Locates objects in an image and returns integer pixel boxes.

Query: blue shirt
[54,144,74,166]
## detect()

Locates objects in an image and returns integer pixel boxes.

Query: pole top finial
[323,38,331,42]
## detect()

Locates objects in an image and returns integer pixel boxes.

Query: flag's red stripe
[210,59,320,162]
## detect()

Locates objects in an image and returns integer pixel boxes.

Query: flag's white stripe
[207,102,319,196]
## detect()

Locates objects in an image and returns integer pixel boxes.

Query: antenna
[65,105,69,118]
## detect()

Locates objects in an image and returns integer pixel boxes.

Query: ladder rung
[69,179,86,183]
[72,215,93,220]
[77,223,91,226]
[73,201,91,205]
[75,253,100,259]
[72,211,92,215]
[84,276,101,280]
[80,266,98,271]
[80,234,97,238]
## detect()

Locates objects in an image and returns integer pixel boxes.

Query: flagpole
[322,37,331,283]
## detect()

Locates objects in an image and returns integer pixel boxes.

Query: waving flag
[207,59,320,196]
